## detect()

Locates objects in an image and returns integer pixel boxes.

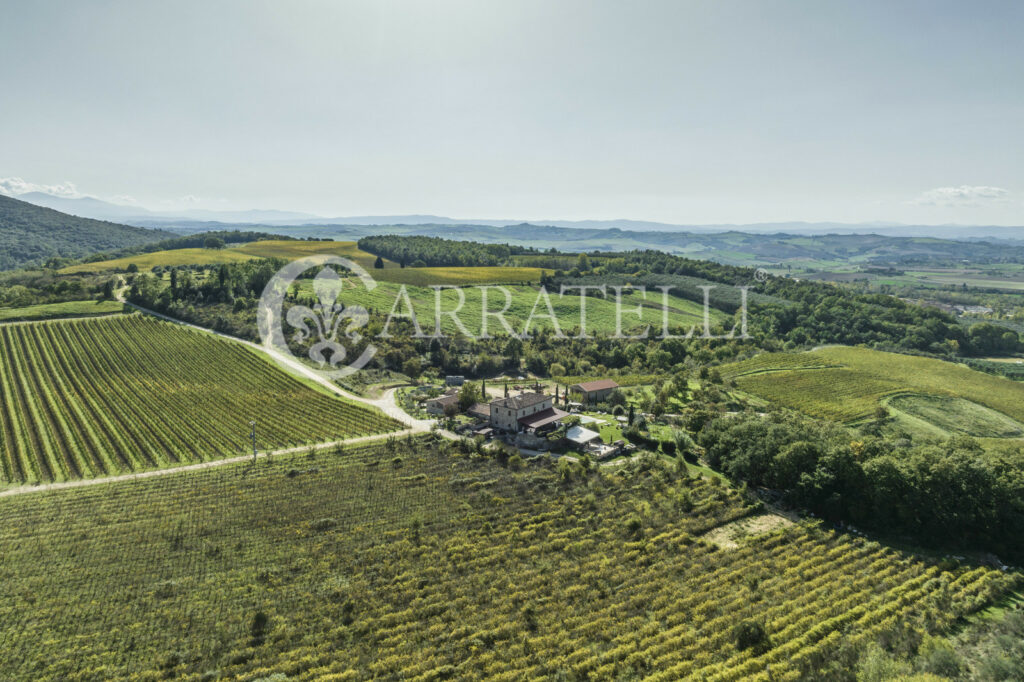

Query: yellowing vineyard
[0,315,399,484]
[59,240,392,274]
[0,436,1013,680]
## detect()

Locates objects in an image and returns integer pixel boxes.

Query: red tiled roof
[572,379,619,392]
[518,407,568,430]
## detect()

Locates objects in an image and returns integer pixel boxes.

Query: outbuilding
[570,379,619,404]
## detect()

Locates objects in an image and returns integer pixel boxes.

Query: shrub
[733,619,769,652]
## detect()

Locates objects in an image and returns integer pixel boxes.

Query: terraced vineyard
[0,435,1014,680]
[721,346,1024,433]
[0,315,399,484]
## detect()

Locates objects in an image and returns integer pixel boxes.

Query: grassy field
[0,434,1013,680]
[721,346,1024,436]
[60,247,267,273]
[373,265,548,286]
[0,299,125,322]
[60,240,393,274]
[0,314,399,484]
[553,373,662,387]
[60,240,551,286]
[312,280,729,336]
[888,394,1024,438]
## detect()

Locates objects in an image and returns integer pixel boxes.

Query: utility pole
[249,420,257,462]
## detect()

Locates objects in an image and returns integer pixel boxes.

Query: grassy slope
[313,280,729,335]
[722,346,1024,434]
[0,436,1013,680]
[59,240,389,274]
[0,314,399,484]
[60,240,550,285]
[0,299,125,322]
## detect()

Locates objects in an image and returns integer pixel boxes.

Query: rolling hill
[721,346,1024,439]
[0,194,171,270]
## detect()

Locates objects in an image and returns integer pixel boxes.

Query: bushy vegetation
[358,234,537,267]
[698,410,1024,561]
[0,315,399,483]
[0,435,1014,680]
[0,267,117,307]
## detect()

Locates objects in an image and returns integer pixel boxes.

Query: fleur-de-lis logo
[286,268,369,369]
[257,254,378,379]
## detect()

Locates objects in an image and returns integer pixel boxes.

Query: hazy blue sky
[1,0,1022,224]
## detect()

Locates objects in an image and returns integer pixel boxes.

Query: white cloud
[912,185,1010,207]
[0,176,81,198]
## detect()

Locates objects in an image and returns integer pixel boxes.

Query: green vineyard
[0,315,400,484]
[0,435,1013,680]
[721,346,1024,432]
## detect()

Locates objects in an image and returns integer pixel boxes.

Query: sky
[1,0,1022,225]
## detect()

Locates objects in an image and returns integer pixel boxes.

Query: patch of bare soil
[702,513,795,549]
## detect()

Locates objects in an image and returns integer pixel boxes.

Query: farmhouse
[571,379,619,403]
[425,391,459,416]
[489,391,567,434]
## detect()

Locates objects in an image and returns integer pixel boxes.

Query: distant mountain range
[15,192,314,224]
[13,191,1024,241]
[4,191,1024,272]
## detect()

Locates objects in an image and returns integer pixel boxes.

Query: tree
[203,236,226,249]
[374,255,384,269]
[126,263,139,273]
[402,357,422,379]
[458,382,482,411]
[628,404,635,426]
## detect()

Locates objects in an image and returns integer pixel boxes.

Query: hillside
[0,434,1013,680]
[149,221,1024,268]
[0,314,399,483]
[721,346,1024,439]
[0,194,171,270]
